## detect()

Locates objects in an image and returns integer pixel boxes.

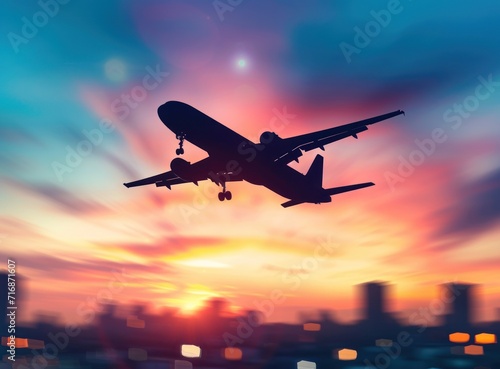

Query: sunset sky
[1,1,499,325]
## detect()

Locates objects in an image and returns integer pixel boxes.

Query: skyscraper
[443,283,475,329]
[361,281,389,322]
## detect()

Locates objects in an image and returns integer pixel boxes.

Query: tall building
[443,283,475,329]
[362,281,389,322]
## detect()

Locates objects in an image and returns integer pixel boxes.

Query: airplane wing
[123,170,187,189]
[123,157,242,189]
[274,110,404,165]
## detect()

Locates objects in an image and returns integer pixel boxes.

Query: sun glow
[171,293,218,316]
[177,259,229,268]
[177,297,206,315]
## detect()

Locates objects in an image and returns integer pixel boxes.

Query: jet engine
[259,131,282,145]
[170,158,199,182]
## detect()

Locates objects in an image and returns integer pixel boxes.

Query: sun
[237,58,246,68]
[233,55,250,72]
[176,296,207,316]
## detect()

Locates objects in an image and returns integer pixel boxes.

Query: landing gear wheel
[225,191,232,200]
[176,133,185,155]
[218,192,225,201]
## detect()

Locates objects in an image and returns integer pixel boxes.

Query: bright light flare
[224,347,242,360]
[336,348,357,361]
[178,297,206,315]
[449,332,470,343]
[475,333,497,344]
[464,344,484,355]
[297,360,316,369]
[181,344,201,358]
[104,58,127,82]
[233,55,250,72]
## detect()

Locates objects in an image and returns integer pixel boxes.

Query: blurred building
[362,281,388,322]
[358,281,401,339]
[442,283,475,330]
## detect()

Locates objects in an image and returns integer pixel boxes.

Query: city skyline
[3,268,498,327]
[2,271,499,368]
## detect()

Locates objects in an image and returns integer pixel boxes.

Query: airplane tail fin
[281,157,374,208]
[305,154,324,188]
[325,182,375,196]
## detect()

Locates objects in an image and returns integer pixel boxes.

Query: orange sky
[1,1,500,328]
[3,71,500,325]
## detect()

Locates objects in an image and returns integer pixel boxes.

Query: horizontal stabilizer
[326,182,375,196]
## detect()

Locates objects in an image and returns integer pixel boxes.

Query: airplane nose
[157,101,188,133]
[157,101,185,120]
[157,102,171,118]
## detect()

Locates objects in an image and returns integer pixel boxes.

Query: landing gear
[218,181,232,201]
[176,133,185,155]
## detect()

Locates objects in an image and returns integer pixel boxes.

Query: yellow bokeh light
[464,344,484,355]
[181,344,201,358]
[223,347,242,360]
[475,333,497,344]
[1,337,29,348]
[337,348,357,360]
[449,332,470,343]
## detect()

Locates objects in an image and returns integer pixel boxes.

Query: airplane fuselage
[158,101,331,203]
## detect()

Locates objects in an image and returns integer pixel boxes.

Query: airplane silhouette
[124,101,404,207]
